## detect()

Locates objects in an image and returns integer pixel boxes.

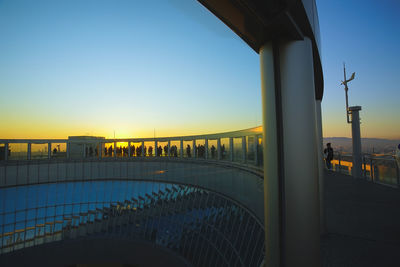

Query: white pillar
[279,38,320,267]
[350,106,363,178]
[83,143,86,159]
[167,141,171,157]
[260,43,280,267]
[48,143,51,159]
[128,142,131,158]
[4,143,9,160]
[141,141,145,157]
[27,143,31,160]
[66,142,70,159]
[229,137,233,161]
[180,139,183,158]
[205,139,209,159]
[217,138,221,160]
[315,100,325,234]
[154,140,158,157]
[114,141,117,158]
[99,143,103,159]
[242,136,246,162]
[192,140,196,158]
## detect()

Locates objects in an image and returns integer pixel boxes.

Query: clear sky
[0,0,398,139]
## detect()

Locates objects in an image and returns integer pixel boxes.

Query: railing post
[338,152,341,173]
[27,143,31,160]
[66,142,70,159]
[48,142,51,159]
[193,140,196,158]
[154,140,158,157]
[4,143,8,161]
[205,139,209,159]
[167,140,171,157]
[128,141,131,158]
[242,136,246,162]
[114,141,117,158]
[99,143,102,159]
[141,141,145,157]
[180,139,183,158]
[229,137,233,161]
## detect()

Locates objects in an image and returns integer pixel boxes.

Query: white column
[279,38,320,267]
[27,143,31,160]
[141,141,145,157]
[315,100,325,234]
[154,140,158,157]
[192,140,196,158]
[48,143,51,159]
[242,136,246,162]
[180,139,183,158]
[167,141,171,157]
[99,143,102,159]
[350,106,363,178]
[260,43,280,267]
[128,142,131,158]
[114,141,117,158]
[205,139,209,159]
[66,142,70,159]
[229,137,233,161]
[217,138,221,160]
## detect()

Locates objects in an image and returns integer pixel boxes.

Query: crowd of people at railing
[97,143,227,159]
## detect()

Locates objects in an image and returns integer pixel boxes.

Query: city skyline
[0,0,399,139]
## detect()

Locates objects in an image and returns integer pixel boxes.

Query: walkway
[323,170,400,266]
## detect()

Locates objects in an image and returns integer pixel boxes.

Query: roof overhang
[198,0,324,100]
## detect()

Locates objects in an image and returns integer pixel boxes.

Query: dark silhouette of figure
[108,146,113,157]
[324,143,334,170]
[164,145,168,156]
[148,146,153,156]
[89,147,93,157]
[104,147,108,156]
[53,148,57,154]
[95,147,98,156]
[144,146,147,157]
[221,144,226,159]
[157,146,162,157]
[211,145,216,159]
[186,144,191,158]
[136,146,142,157]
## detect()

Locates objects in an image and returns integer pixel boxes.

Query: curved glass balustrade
[0,180,265,267]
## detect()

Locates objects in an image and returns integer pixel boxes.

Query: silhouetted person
[148,146,153,156]
[221,144,226,159]
[186,145,191,158]
[164,145,168,156]
[136,146,141,157]
[324,143,334,170]
[53,148,57,154]
[211,145,216,159]
[89,147,93,157]
[108,146,113,157]
[104,147,108,156]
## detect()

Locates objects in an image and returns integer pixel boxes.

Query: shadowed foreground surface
[322,171,400,267]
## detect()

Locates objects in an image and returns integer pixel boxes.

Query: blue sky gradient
[0,0,398,139]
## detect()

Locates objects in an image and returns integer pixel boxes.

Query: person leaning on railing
[324,143,334,170]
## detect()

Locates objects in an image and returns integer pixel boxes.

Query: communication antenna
[340,63,356,123]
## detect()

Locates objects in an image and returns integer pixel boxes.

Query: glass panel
[233,138,243,162]
[144,141,155,157]
[103,142,114,158]
[51,143,67,159]
[220,138,229,161]
[8,143,28,160]
[195,139,205,159]
[170,141,180,158]
[208,139,218,160]
[157,141,168,157]
[246,136,256,162]
[257,136,263,166]
[116,142,129,157]
[31,143,48,160]
[183,141,193,158]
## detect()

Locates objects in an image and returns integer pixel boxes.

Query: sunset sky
[0,0,399,139]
